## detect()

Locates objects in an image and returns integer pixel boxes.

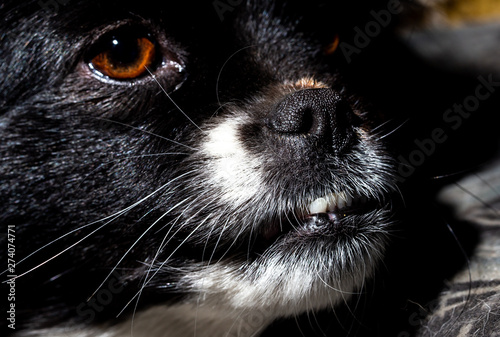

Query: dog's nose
[267,88,358,154]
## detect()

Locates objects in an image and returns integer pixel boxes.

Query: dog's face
[1,1,396,335]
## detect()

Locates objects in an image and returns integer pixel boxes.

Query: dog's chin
[183,208,391,319]
[179,160,394,318]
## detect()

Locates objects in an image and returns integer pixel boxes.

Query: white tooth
[326,193,337,212]
[336,192,346,210]
[345,194,353,207]
[309,197,328,214]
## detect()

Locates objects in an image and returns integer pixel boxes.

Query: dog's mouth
[259,191,388,245]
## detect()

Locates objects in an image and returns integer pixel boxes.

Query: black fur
[2,0,476,336]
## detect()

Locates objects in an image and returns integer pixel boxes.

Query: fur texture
[1,1,400,336]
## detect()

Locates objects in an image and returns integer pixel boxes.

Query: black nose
[267,88,358,154]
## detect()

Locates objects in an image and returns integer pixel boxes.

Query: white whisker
[88,194,191,301]
[117,213,213,317]
[208,217,231,265]
[92,116,198,150]
[215,45,256,107]
[121,190,215,317]
[8,217,116,282]
[377,118,409,140]
[4,170,192,283]
[145,66,205,134]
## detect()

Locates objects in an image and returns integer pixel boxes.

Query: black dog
[1,1,402,336]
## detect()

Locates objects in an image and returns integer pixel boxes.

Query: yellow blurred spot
[439,0,500,24]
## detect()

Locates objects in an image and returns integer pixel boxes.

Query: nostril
[298,108,314,134]
[267,88,342,136]
[266,88,359,154]
[268,97,316,134]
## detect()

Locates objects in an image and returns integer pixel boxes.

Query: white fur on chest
[20,303,271,337]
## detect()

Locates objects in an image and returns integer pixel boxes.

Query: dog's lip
[260,194,383,242]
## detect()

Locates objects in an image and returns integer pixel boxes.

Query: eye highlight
[88,27,159,80]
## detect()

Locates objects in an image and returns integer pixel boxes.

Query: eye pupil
[88,27,158,80]
[108,35,141,66]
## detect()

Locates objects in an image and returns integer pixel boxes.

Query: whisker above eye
[215,45,257,108]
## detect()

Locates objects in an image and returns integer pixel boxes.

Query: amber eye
[88,27,159,80]
[324,34,340,56]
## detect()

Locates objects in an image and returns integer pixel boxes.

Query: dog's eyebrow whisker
[307,295,327,336]
[215,45,256,107]
[145,66,205,134]
[224,307,250,337]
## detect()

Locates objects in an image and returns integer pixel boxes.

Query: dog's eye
[87,27,159,80]
[324,34,340,55]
